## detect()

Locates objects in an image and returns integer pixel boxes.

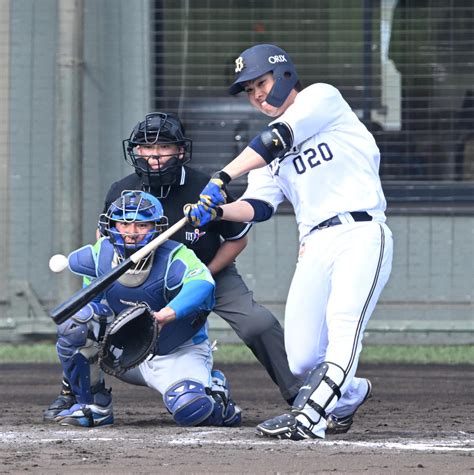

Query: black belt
[311,212,372,232]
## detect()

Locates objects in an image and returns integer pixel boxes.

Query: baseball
[49,254,68,273]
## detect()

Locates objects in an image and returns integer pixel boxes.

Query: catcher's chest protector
[72,239,208,355]
[95,239,181,314]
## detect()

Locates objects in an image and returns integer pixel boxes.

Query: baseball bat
[49,216,188,325]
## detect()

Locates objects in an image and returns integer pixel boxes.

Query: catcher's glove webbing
[99,303,158,376]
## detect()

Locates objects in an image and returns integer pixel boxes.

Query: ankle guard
[293,362,345,425]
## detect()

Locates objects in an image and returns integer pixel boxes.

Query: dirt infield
[0,362,473,474]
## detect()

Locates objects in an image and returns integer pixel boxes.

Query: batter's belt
[310,211,372,232]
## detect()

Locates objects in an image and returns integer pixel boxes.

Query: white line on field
[1,430,472,453]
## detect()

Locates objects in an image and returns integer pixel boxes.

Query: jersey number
[292,143,333,174]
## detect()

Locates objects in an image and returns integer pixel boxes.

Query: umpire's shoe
[326,378,373,434]
[43,380,76,422]
[55,402,114,427]
[256,412,322,441]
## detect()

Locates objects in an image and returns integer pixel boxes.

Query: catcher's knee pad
[293,362,345,426]
[164,379,215,426]
[56,302,114,404]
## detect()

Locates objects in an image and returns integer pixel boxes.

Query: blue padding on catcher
[68,245,98,278]
[75,302,114,321]
[166,258,186,290]
[163,379,214,426]
[56,317,94,404]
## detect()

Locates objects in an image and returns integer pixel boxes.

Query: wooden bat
[50,216,188,325]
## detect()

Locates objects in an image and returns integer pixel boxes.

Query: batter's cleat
[43,381,76,422]
[326,378,373,434]
[256,412,321,441]
[55,402,114,427]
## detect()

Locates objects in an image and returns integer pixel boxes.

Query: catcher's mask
[122,112,192,190]
[99,190,169,260]
[228,44,299,108]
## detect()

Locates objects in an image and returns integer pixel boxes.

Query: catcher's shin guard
[208,369,242,427]
[56,302,114,404]
[163,373,242,427]
[164,379,215,426]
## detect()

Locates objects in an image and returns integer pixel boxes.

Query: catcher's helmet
[99,191,169,259]
[229,44,299,108]
[123,112,192,190]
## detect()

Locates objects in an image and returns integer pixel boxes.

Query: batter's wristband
[215,206,224,220]
[212,170,232,184]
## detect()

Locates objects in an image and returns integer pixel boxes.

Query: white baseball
[49,254,69,273]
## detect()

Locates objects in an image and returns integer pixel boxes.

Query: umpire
[43,112,300,421]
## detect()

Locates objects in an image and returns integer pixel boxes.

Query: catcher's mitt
[99,302,158,376]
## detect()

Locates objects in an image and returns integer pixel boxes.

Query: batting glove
[184,201,223,228]
[199,171,231,209]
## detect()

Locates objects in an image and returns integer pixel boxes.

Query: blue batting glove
[184,201,223,228]
[199,171,231,208]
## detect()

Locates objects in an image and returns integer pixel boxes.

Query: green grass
[0,343,472,364]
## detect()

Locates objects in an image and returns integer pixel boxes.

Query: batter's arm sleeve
[166,246,215,320]
[241,198,274,222]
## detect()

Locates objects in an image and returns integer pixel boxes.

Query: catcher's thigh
[117,339,213,394]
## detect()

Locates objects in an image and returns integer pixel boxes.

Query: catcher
[50,190,241,428]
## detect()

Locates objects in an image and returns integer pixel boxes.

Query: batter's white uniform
[242,83,393,436]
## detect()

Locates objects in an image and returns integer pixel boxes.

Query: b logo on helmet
[235,57,245,73]
[268,54,287,64]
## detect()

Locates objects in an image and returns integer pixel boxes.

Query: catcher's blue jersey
[68,238,214,355]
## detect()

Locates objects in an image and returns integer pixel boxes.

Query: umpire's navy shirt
[104,166,251,265]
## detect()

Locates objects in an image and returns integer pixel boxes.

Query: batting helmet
[229,44,299,108]
[99,191,169,259]
[122,112,192,189]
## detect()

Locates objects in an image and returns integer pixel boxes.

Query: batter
[186,44,393,440]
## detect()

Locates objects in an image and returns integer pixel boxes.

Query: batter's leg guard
[257,362,345,440]
[43,378,76,422]
[326,378,373,434]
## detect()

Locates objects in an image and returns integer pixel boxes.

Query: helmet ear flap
[228,44,298,107]
[265,67,298,107]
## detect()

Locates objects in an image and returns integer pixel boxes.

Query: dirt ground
[0,362,473,474]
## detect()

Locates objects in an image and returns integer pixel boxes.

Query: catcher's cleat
[326,378,373,435]
[55,402,114,428]
[43,380,76,422]
[256,412,321,441]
